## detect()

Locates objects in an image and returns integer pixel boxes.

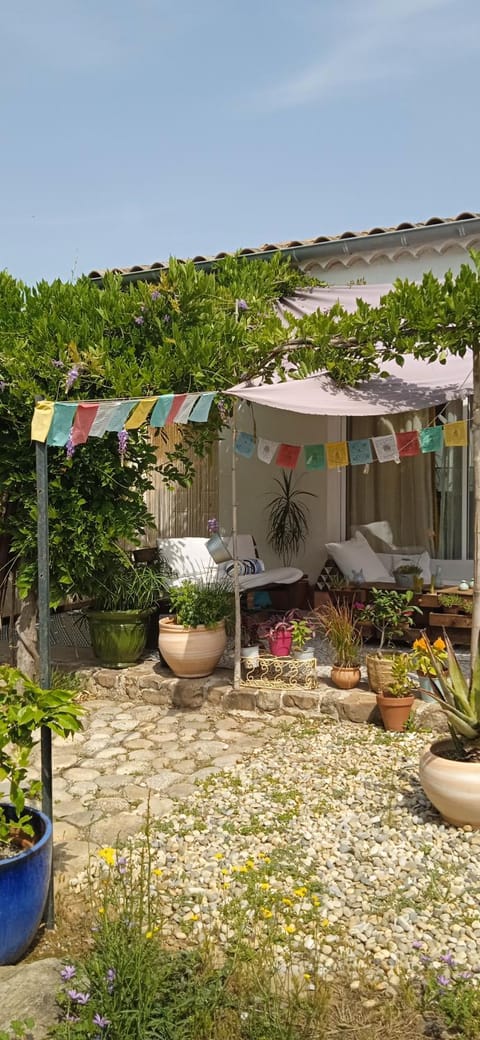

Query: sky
[2,0,479,285]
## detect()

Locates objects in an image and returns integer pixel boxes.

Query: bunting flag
[372,434,400,464]
[420,426,443,453]
[257,438,279,464]
[443,420,468,447]
[396,430,420,458]
[235,432,255,458]
[71,403,99,446]
[125,397,158,429]
[304,444,326,470]
[326,441,349,469]
[348,439,372,466]
[47,403,77,446]
[275,443,301,469]
[31,391,217,444]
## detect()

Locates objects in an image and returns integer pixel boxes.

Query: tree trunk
[471,349,480,666]
[15,589,39,678]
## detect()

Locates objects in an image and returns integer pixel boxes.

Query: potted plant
[0,665,83,964]
[265,470,316,565]
[419,634,480,827]
[393,563,423,591]
[376,652,418,732]
[410,635,448,702]
[355,588,421,694]
[315,601,362,689]
[290,616,316,660]
[258,613,293,657]
[86,556,169,668]
[240,614,260,666]
[159,579,233,678]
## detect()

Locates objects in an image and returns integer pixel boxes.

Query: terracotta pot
[268,631,292,657]
[420,739,480,828]
[376,692,415,732]
[331,665,361,690]
[158,616,226,678]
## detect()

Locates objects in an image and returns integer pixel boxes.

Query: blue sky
[2,0,479,285]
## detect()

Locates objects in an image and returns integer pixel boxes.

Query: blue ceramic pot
[0,805,52,964]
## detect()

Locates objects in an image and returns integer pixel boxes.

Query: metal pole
[231,401,242,688]
[35,431,54,929]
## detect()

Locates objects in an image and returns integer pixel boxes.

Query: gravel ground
[82,716,480,994]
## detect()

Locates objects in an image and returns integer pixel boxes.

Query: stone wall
[77,659,448,732]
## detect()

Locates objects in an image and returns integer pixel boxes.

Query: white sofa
[156,535,303,592]
[325,523,473,589]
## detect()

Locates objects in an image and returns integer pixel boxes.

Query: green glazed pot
[87,610,151,668]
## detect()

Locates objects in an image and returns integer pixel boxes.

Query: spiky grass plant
[421,632,480,761]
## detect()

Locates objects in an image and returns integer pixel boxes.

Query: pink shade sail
[229,284,473,417]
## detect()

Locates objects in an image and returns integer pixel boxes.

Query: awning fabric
[229,285,473,417]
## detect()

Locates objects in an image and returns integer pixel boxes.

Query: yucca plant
[422,632,480,760]
[265,470,316,566]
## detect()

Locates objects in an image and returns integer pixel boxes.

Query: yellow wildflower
[322,918,330,928]
[221,868,230,876]
[189,913,200,921]
[245,858,255,869]
[98,907,105,915]
[304,973,311,981]
[98,847,116,867]
[284,924,296,934]
[145,931,153,939]
[152,868,163,877]
[282,897,293,906]
[294,886,308,898]
[214,853,224,860]
[433,637,446,651]
[311,895,321,907]
[261,908,273,919]
[260,882,270,891]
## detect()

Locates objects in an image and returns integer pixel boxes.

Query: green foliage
[439,593,473,615]
[87,557,169,612]
[420,632,480,756]
[168,579,234,629]
[393,564,422,576]
[265,470,316,565]
[384,653,418,698]
[290,617,315,650]
[315,601,362,666]
[0,255,313,608]
[0,665,83,847]
[422,957,480,1039]
[355,588,421,650]
[0,1020,35,1040]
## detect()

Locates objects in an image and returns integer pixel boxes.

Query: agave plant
[422,632,480,760]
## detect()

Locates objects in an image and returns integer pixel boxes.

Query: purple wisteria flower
[207,518,219,534]
[66,432,75,459]
[437,975,450,987]
[51,359,65,369]
[134,315,144,326]
[60,965,76,981]
[118,428,129,457]
[65,366,79,391]
[236,298,248,311]
[151,290,160,301]
[93,1013,111,1028]
[67,990,90,1004]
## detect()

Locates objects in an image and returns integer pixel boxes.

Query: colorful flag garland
[233,422,469,469]
[31,391,215,444]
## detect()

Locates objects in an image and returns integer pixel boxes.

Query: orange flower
[433,637,446,651]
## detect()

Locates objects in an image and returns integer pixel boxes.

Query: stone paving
[31,694,289,884]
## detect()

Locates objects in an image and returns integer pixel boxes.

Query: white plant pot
[420,739,480,828]
[293,647,315,661]
[241,645,260,665]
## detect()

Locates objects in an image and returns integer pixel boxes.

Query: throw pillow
[325,531,394,584]
[219,558,266,578]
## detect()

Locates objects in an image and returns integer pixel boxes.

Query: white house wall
[299,240,478,285]
[218,402,345,582]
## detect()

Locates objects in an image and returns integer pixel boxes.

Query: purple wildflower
[106,968,116,982]
[437,975,450,987]
[461,971,473,980]
[163,314,171,324]
[118,428,129,457]
[66,432,75,459]
[420,955,431,964]
[116,855,127,874]
[151,290,160,301]
[93,1013,111,1028]
[67,990,90,1004]
[134,315,144,326]
[411,941,423,950]
[440,952,456,967]
[60,965,76,981]
[51,359,64,368]
[65,366,79,391]
[236,298,248,311]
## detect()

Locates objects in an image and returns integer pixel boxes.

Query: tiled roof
[87,212,480,280]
